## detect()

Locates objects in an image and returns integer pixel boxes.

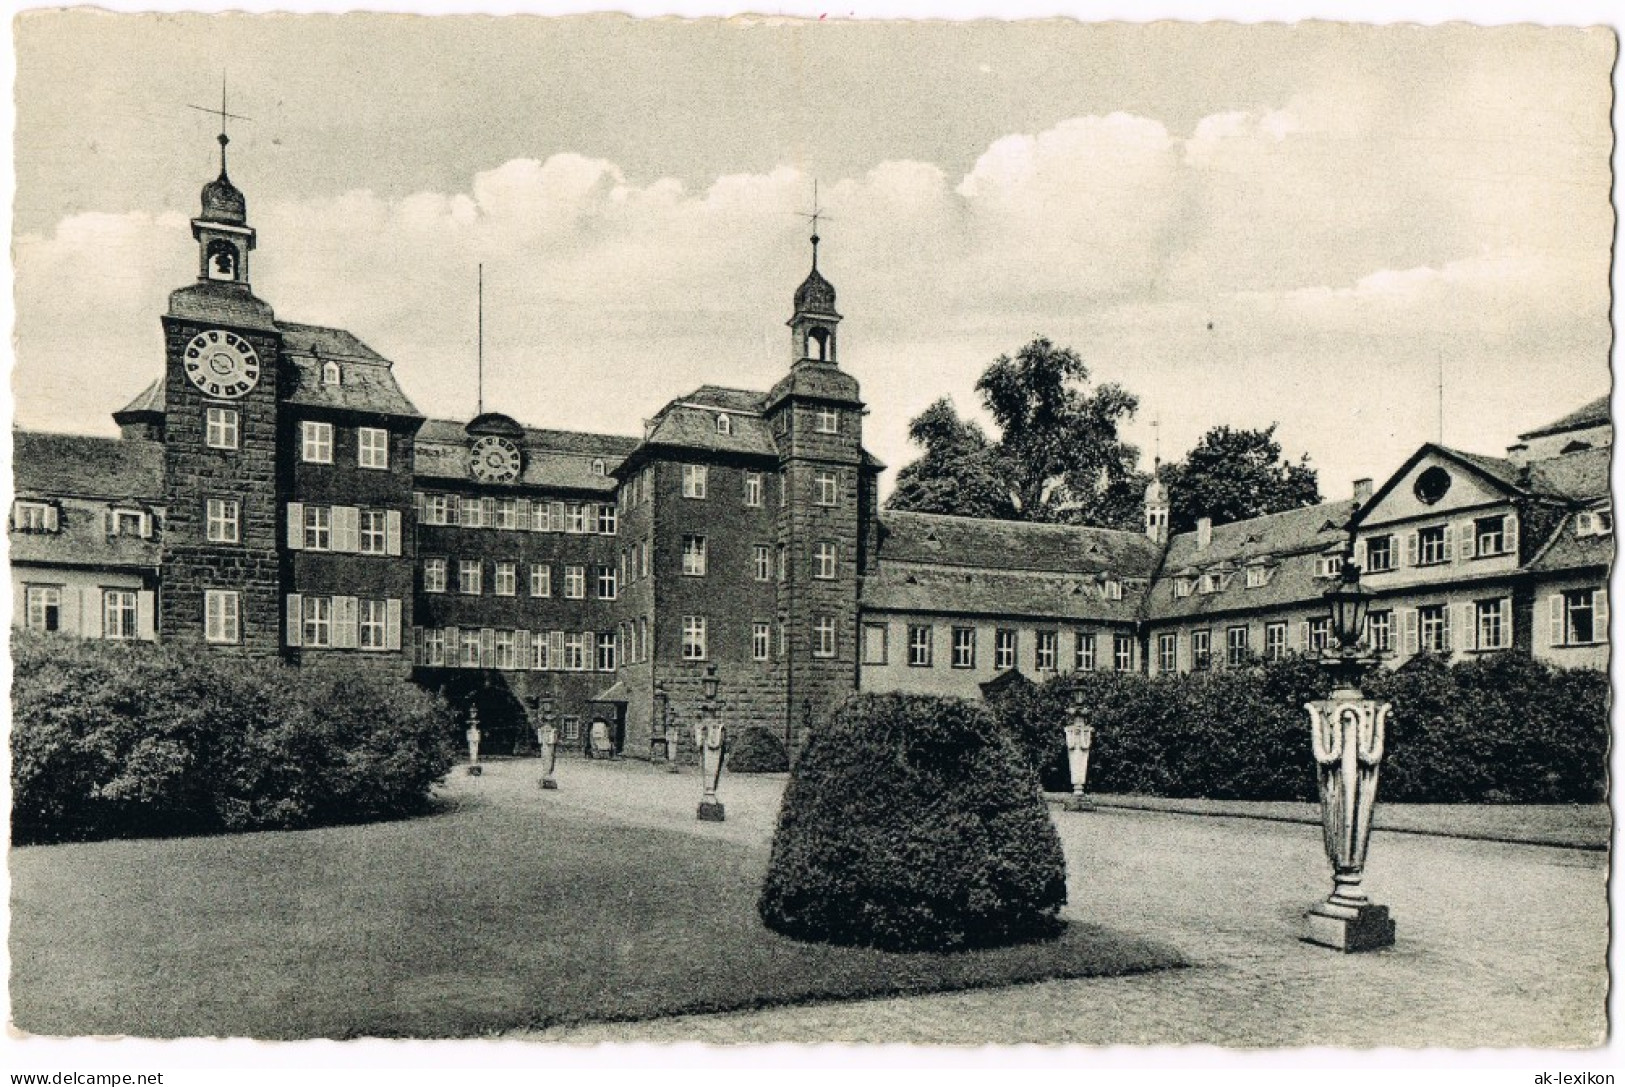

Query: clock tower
[157,129,286,654]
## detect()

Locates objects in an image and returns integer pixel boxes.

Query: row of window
[21,584,147,639]
[679,615,838,660]
[677,465,840,507]
[422,558,617,600]
[415,627,617,671]
[12,500,155,539]
[284,595,404,651]
[295,420,391,469]
[864,625,1137,673]
[416,494,617,535]
[707,407,840,439]
[285,503,404,555]
[1362,515,1517,572]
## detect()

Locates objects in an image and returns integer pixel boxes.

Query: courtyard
[10,757,1608,1046]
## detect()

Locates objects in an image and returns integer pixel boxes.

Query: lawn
[10,764,1185,1039]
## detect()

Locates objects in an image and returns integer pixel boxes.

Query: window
[1035,630,1058,671]
[1199,573,1219,595]
[1306,616,1332,653]
[596,632,617,672]
[206,407,239,450]
[593,459,607,477]
[638,617,649,663]
[1226,626,1249,667]
[744,472,763,508]
[530,564,551,598]
[863,623,889,666]
[1418,604,1449,652]
[813,617,837,658]
[1173,577,1193,599]
[777,545,787,582]
[753,622,772,662]
[357,427,389,469]
[1265,621,1288,661]
[422,629,446,668]
[206,498,240,544]
[565,503,587,534]
[1191,630,1212,670]
[1102,579,1123,601]
[1244,565,1268,589]
[753,545,772,581]
[459,560,482,595]
[564,633,589,671]
[682,616,707,660]
[359,509,388,554]
[1157,632,1178,673]
[302,596,333,647]
[639,540,650,579]
[716,413,732,436]
[1474,515,1509,557]
[359,599,389,651]
[103,590,138,640]
[423,494,452,526]
[112,509,147,537]
[322,360,341,386]
[1367,611,1392,654]
[815,408,839,434]
[423,558,447,593]
[597,505,617,535]
[1365,535,1394,573]
[301,421,333,464]
[530,632,550,670]
[1113,633,1134,672]
[1476,598,1509,650]
[562,716,581,743]
[1315,553,1344,579]
[205,590,240,644]
[494,562,517,597]
[12,501,57,533]
[596,564,618,600]
[682,535,707,576]
[907,625,934,667]
[486,630,515,670]
[814,541,837,580]
[304,505,331,551]
[682,464,708,499]
[814,471,839,506]
[564,565,586,599]
[487,498,514,530]
[461,630,481,668]
[1075,632,1096,671]
[994,629,1017,671]
[1576,507,1613,537]
[530,501,552,532]
[24,585,61,632]
[1557,589,1606,645]
[1416,525,1449,566]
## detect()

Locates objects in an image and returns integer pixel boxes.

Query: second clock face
[470,435,522,483]
[183,329,261,399]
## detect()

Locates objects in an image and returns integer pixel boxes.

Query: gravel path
[492,758,1608,1047]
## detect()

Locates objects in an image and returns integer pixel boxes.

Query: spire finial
[189,74,251,179]
[799,179,831,270]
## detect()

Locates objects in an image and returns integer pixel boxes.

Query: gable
[1359,448,1516,528]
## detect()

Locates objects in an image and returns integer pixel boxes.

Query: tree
[1161,424,1321,533]
[887,337,1144,529]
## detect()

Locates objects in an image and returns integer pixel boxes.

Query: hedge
[12,632,457,844]
[987,653,1607,804]
[758,693,1067,951]
[726,726,790,773]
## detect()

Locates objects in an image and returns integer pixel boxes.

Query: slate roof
[640,396,780,458]
[861,564,1146,623]
[1162,500,1355,570]
[875,510,1162,577]
[414,418,638,493]
[1525,514,1615,574]
[13,432,163,501]
[167,281,277,331]
[113,379,165,421]
[9,497,162,570]
[279,321,422,418]
[1519,395,1611,440]
[1439,447,1527,493]
[1526,447,1610,503]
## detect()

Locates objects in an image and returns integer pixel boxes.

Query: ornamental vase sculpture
[537,725,558,790]
[1303,687,1396,951]
[695,717,727,822]
[1063,721,1095,812]
[465,717,483,777]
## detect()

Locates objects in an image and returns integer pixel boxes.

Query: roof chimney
[1196,517,1212,551]
[1353,478,1373,505]
[1506,442,1530,467]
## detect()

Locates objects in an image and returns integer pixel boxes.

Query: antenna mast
[1437,351,1444,444]
[477,264,484,417]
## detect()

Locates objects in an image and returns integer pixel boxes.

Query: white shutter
[550,501,566,531]
[1403,609,1419,655]
[1440,605,1452,651]
[1504,515,1519,557]
[413,492,426,520]
[140,512,153,539]
[335,507,360,553]
[516,498,531,528]
[287,502,305,550]
[136,590,156,641]
[446,626,462,667]
[480,628,496,667]
[1297,620,1309,650]
[1405,532,1419,566]
[1458,603,1475,651]
[481,497,496,526]
[385,510,402,556]
[286,594,303,647]
[1499,597,1513,649]
[80,587,102,637]
[1456,522,1474,562]
[1355,539,1368,573]
[44,504,59,532]
[447,496,461,526]
[385,598,402,652]
[551,630,565,670]
[1549,594,1565,646]
[1596,588,1609,643]
[1441,526,1454,563]
[331,596,356,649]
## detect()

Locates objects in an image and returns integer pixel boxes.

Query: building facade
[12,144,1613,760]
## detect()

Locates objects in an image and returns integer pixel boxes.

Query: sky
[10,12,1616,503]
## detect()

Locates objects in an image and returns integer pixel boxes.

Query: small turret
[1145,465,1170,544]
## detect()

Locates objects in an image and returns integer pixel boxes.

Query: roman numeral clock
[183,329,262,399]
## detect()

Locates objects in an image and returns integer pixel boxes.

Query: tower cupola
[1145,465,1170,544]
[788,230,842,366]
[191,126,256,288]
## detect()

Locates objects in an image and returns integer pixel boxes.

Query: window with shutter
[385,599,402,651]
[1405,532,1419,566]
[1549,595,1565,646]
[1596,589,1609,642]
[1403,609,1419,655]
[286,594,303,647]
[287,502,305,550]
[1458,603,1476,650]
[1456,522,1475,561]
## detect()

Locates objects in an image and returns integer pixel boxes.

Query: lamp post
[535,697,558,790]
[655,684,680,773]
[1063,680,1095,812]
[694,663,727,822]
[465,706,482,777]
[1303,545,1396,952]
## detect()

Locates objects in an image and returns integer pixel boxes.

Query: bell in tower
[193,130,256,288]
[788,230,841,366]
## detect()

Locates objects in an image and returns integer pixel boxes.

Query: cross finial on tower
[798,179,832,269]
[188,74,251,177]
[1152,416,1162,471]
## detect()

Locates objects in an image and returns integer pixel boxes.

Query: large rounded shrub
[725,726,790,773]
[758,693,1067,951]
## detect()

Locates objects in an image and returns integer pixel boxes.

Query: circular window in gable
[1413,466,1452,505]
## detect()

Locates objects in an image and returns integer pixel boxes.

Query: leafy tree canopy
[1160,423,1321,533]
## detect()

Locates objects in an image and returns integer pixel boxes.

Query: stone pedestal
[1305,900,1396,952]
[1064,793,1094,813]
[697,801,726,822]
[465,764,482,777]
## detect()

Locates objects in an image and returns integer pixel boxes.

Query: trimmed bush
[726,726,790,773]
[984,653,1606,804]
[758,693,1067,952]
[12,632,456,844]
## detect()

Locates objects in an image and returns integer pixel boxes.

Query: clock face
[470,435,522,483]
[183,329,261,399]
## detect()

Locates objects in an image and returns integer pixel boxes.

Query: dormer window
[1245,565,1270,589]
[716,414,732,436]
[1199,573,1220,595]
[109,508,152,538]
[1102,578,1123,601]
[1577,507,1613,537]
[321,361,341,386]
[1316,553,1345,579]
[1173,577,1193,599]
[593,459,607,477]
[11,500,58,533]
